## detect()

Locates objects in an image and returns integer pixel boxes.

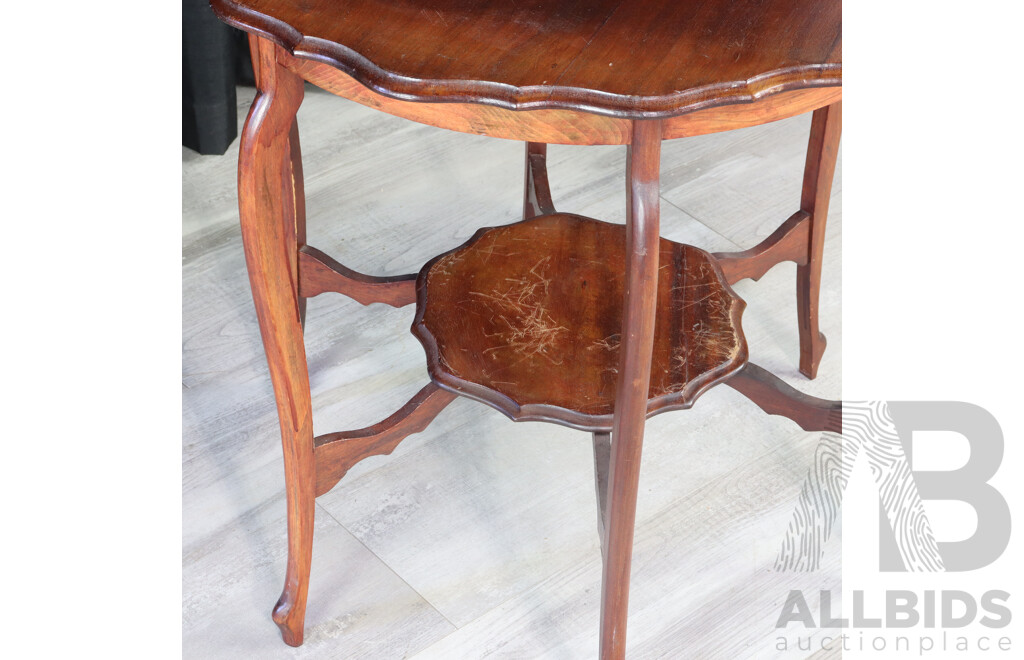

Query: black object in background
[183,0,255,155]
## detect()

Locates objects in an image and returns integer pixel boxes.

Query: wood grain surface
[212,0,840,118]
[314,383,457,496]
[713,211,810,285]
[298,245,417,307]
[278,52,840,145]
[238,35,312,647]
[598,118,663,660]
[726,363,842,433]
[412,213,747,431]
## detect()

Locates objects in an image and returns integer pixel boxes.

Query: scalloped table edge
[211,0,842,119]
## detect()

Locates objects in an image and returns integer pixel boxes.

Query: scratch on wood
[469,257,567,365]
[590,334,621,352]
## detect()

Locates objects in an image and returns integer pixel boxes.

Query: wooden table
[212,1,842,656]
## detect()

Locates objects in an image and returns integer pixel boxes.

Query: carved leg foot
[273,546,313,646]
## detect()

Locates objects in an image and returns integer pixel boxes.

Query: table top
[213,0,841,118]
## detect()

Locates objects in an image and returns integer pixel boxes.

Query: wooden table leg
[797,101,841,379]
[523,142,555,220]
[287,119,308,328]
[599,119,662,660]
[240,36,313,647]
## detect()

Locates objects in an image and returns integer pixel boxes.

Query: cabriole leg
[240,35,313,647]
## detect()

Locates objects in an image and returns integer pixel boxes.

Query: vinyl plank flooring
[407,426,840,659]
[315,384,792,629]
[807,638,843,660]
[658,114,842,250]
[543,143,742,253]
[183,492,454,659]
[182,88,259,236]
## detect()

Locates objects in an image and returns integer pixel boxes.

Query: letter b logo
[882,402,1010,571]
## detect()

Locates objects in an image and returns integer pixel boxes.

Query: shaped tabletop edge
[211,0,841,119]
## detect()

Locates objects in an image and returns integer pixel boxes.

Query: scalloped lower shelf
[411,214,749,431]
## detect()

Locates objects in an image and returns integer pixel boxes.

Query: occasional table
[212,1,842,656]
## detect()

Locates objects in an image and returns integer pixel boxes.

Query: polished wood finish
[213,0,840,118]
[523,143,556,219]
[798,102,842,379]
[601,119,663,660]
[661,87,842,140]
[314,384,457,496]
[713,211,810,285]
[238,36,311,647]
[281,53,632,146]
[412,213,747,431]
[279,51,838,146]
[297,245,417,307]
[726,363,842,433]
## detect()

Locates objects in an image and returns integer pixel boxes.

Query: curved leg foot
[241,35,314,647]
[797,322,827,380]
[273,580,310,647]
[797,101,840,379]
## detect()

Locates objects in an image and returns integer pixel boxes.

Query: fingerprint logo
[775,401,944,572]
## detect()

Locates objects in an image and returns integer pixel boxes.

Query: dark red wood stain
[413,214,747,430]
[212,0,840,117]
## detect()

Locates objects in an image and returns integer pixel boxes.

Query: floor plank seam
[658,195,741,251]
[639,426,823,530]
[406,542,604,658]
[314,501,459,629]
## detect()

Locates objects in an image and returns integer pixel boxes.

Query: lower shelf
[412,213,748,431]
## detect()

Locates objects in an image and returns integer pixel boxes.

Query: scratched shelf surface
[212,0,841,118]
[412,214,748,430]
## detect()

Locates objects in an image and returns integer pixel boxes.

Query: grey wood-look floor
[183,84,841,659]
